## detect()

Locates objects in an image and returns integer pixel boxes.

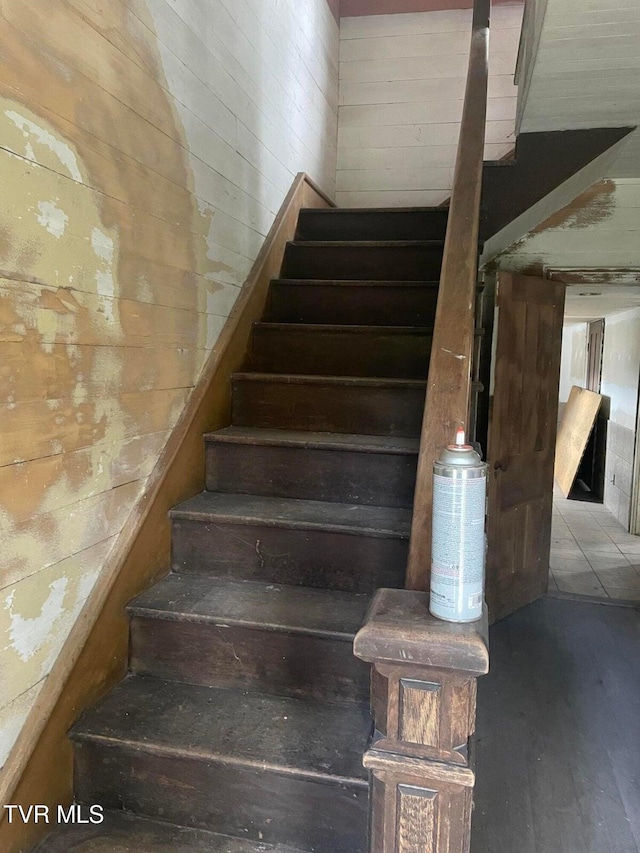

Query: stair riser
[171,519,407,593]
[296,209,448,241]
[266,282,439,326]
[206,442,418,507]
[232,379,425,437]
[250,326,431,379]
[130,619,369,703]
[74,743,368,853]
[282,244,442,281]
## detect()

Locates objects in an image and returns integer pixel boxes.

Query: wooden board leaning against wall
[554,386,603,497]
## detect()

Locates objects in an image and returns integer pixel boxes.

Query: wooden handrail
[405,0,491,591]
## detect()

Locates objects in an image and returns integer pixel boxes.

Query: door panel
[486,272,565,623]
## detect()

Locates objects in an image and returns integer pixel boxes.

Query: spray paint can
[430,428,487,623]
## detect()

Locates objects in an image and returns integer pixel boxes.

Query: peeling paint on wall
[0,0,212,764]
[491,180,640,277]
[5,578,68,663]
[531,180,617,233]
[0,0,339,770]
[36,201,69,240]
[5,109,84,182]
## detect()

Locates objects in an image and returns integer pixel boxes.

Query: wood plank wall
[518,0,640,134]
[336,3,524,207]
[0,0,338,768]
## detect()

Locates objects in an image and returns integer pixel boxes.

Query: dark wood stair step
[32,811,308,852]
[170,491,411,537]
[281,240,444,281]
[130,574,369,638]
[170,492,409,592]
[72,677,370,853]
[205,426,419,507]
[250,322,432,379]
[295,207,448,241]
[265,279,440,326]
[129,575,370,702]
[232,372,425,437]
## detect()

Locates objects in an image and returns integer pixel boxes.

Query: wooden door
[586,318,604,392]
[486,272,565,623]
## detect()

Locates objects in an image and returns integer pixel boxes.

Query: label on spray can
[430,472,485,622]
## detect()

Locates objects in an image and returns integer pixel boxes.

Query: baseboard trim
[0,172,333,851]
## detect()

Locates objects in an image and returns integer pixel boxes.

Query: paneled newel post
[354,589,489,853]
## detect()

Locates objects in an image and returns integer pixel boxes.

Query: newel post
[354,589,489,853]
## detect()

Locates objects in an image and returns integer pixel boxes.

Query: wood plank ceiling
[488,0,640,318]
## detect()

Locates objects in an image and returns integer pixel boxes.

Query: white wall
[0,0,338,768]
[601,308,640,431]
[150,0,339,209]
[601,308,640,525]
[558,322,587,404]
[336,3,524,207]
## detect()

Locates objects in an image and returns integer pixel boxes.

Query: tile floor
[550,494,640,600]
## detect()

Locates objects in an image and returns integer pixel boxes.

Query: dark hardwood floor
[472,595,640,853]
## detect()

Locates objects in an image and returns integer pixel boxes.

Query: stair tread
[272,278,439,287]
[33,811,307,853]
[233,372,425,388]
[204,426,419,455]
[254,323,476,341]
[72,676,370,785]
[170,492,411,538]
[129,575,369,640]
[255,322,433,334]
[290,240,444,247]
[300,206,447,214]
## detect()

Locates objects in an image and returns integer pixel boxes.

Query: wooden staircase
[34,206,449,853]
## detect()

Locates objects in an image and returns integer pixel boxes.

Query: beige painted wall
[0,0,338,767]
[336,3,523,207]
[558,322,587,404]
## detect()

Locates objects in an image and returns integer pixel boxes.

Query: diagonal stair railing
[407,0,491,592]
[355,2,491,851]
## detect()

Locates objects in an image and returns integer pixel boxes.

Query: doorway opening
[553,303,640,600]
[569,317,606,503]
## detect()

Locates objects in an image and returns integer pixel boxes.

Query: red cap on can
[448,428,472,451]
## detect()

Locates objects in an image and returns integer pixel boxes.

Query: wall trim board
[0,172,333,852]
[340,0,518,16]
